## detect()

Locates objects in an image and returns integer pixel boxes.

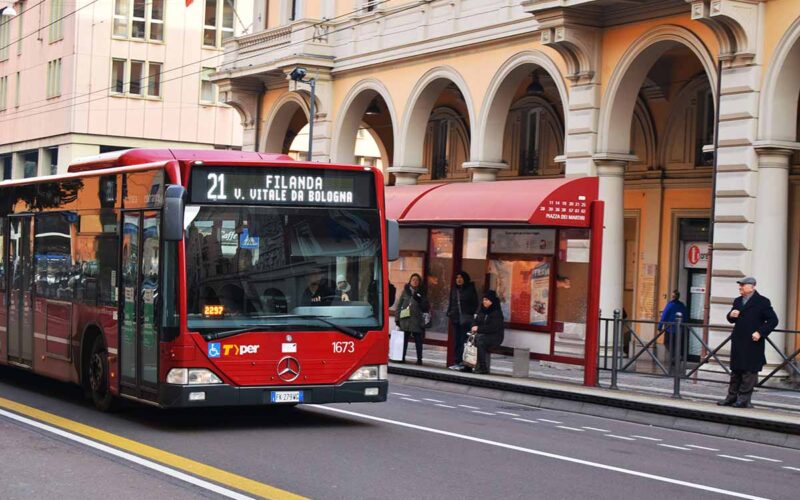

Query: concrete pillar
[11,152,25,179]
[752,145,792,363]
[594,158,627,324]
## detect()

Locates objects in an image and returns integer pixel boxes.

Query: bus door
[7,215,34,366]
[119,211,161,399]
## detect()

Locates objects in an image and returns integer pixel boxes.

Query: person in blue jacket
[658,290,688,373]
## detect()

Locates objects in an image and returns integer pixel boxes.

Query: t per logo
[222,344,260,356]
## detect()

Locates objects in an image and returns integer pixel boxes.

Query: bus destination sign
[190,166,375,208]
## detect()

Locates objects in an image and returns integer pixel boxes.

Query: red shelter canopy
[386,177,598,227]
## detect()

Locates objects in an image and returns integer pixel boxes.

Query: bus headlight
[167,368,222,385]
[349,365,387,381]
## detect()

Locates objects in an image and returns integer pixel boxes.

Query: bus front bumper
[158,380,388,408]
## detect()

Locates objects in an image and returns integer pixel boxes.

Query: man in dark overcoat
[718,277,779,408]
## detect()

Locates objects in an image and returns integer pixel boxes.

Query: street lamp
[289,67,316,161]
[0,6,17,17]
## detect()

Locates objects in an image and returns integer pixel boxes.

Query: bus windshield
[184,206,383,332]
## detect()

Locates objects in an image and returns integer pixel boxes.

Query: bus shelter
[386,177,603,386]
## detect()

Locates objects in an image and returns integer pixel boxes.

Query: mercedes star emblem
[277,356,301,382]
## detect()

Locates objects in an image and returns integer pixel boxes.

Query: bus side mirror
[386,219,399,262]
[163,185,186,241]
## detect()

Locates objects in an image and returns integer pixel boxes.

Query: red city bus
[0,149,397,410]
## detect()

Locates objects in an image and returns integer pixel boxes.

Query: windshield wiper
[200,316,365,342]
[203,326,268,342]
[258,314,365,340]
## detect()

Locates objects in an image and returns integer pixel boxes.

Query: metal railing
[599,310,800,398]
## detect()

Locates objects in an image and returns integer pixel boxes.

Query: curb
[388,365,800,451]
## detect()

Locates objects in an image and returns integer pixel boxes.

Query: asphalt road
[0,367,798,500]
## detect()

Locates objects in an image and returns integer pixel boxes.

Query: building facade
[0,0,251,178]
[214,0,799,363]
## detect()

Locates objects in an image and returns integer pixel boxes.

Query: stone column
[217,78,262,152]
[593,156,630,323]
[462,161,507,182]
[386,166,428,185]
[752,145,793,364]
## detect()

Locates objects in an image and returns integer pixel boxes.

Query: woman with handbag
[470,290,505,374]
[447,271,478,371]
[396,273,429,365]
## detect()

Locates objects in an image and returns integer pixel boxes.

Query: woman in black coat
[447,271,478,371]
[470,290,504,374]
[395,273,429,365]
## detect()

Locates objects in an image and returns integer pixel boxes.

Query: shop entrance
[677,218,710,362]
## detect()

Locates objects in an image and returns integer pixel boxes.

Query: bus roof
[68,149,295,173]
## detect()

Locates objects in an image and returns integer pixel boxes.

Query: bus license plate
[270,391,303,403]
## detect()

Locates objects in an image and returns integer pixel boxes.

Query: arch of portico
[392,66,476,184]
[262,92,312,154]
[474,50,569,180]
[331,78,398,169]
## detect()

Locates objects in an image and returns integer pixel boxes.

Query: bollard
[610,309,621,390]
[512,348,530,378]
[672,312,683,399]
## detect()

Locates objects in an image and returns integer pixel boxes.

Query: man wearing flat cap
[718,277,778,408]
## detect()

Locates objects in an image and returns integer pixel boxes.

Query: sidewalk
[389,344,800,445]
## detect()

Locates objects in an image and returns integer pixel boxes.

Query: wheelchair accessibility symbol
[208,342,221,358]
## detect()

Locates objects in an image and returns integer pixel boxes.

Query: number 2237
[332,341,355,354]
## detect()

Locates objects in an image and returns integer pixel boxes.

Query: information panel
[189,166,376,208]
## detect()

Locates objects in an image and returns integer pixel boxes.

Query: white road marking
[605,435,636,441]
[423,398,444,403]
[718,455,754,462]
[317,406,772,500]
[632,435,662,442]
[745,455,782,463]
[556,426,585,432]
[0,409,254,500]
[685,445,719,451]
[400,397,421,402]
[471,411,496,416]
[784,466,800,472]
[537,419,562,424]
[496,411,520,417]
[391,392,410,397]
[582,427,611,433]
[434,404,457,409]
[458,404,480,410]
[658,444,691,451]
[512,418,538,424]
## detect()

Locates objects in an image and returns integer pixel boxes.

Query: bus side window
[0,217,5,290]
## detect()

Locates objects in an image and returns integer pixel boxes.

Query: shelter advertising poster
[510,261,536,324]
[488,260,512,319]
[529,262,550,325]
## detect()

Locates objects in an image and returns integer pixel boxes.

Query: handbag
[462,338,478,368]
[399,306,411,319]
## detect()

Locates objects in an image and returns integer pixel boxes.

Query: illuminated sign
[190,166,375,208]
[204,305,225,317]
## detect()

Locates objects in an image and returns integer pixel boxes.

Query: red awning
[386,177,598,227]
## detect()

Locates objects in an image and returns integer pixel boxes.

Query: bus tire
[88,335,116,412]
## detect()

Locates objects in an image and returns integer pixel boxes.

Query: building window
[14,71,20,107]
[0,76,7,111]
[200,67,219,103]
[23,151,38,178]
[146,62,161,97]
[204,0,235,48]
[48,148,59,176]
[113,0,164,41]
[289,0,299,21]
[364,0,377,12]
[129,60,144,95]
[46,59,62,98]
[520,108,541,176]
[1,155,11,180]
[0,13,10,61]
[49,0,64,42]
[696,89,715,167]
[111,58,126,94]
[111,59,161,98]
[16,1,24,55]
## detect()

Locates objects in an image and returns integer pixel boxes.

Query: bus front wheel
[88,336,116,412]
